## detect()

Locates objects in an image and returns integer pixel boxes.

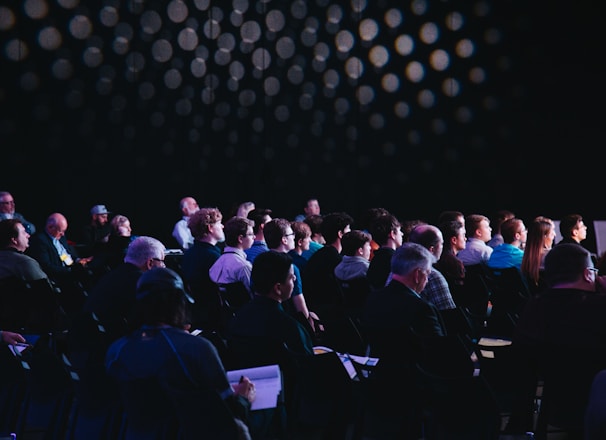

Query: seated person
[487,218,527,269]
[334,229,372,281]
[105,267,255,439]
[0,218,48,281]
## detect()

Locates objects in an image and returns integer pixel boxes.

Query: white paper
[227,364,282,411]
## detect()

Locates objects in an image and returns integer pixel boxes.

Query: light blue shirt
[487,243,524,269]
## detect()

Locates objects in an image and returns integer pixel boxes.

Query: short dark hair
[264,218,291,249]
[341,230,371,256]
[224,216,254,247]
[544,242,592,286]
[559,214,583,239]
[370,213,401,246]
[321,212,354,244]
[251,250,292,295]
[0,219,21,248]
[247,208,273,234]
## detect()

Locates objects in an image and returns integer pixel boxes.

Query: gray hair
[390,242,434,277]
[124,236,165,266]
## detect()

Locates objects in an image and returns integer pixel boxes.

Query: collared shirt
[456,238,493,266]
[419,268,456,310]
[172,217,194,249]
[52,236,74,266]
[209,246,253,293]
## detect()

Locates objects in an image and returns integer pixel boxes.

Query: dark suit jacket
[363,279,446,363]
[27,230,79,281]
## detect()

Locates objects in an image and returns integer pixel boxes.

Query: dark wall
[1,0,605,247]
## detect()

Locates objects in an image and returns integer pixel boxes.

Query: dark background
[1,0,605,250]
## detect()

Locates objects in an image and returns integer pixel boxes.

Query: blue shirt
[487,243,524,269]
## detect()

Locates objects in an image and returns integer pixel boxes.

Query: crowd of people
[2,189,606,438]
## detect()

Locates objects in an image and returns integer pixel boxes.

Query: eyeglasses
[285,232,295,237]
[587,267,599,274]
[151,257,166,266]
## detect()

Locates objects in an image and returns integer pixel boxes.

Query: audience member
[520,217,556,293]
[300,214,324,260]
[486,209,516,249]
[334,229,372,281]
[456,214,493,266]
[209,216,255,295]
[364,241,447,340]
[294,197,321,222]
[288,220,311,274]
[172,196,199,250]
[27,212,93,284]
[103,214,135,270]
[557,213,589,248]
[437,210,465,226]
[0,218,48,281]
[358,207,390,260]
[79,235,167,342]
[486,217,527,269]
[105,267,254,439]
[226,250,314,356]
[245,208,272,264]
[78,204,112,258]
[585,369,606,440]
[303,211,354,310]
[0,191,36,235]
[401,219,427,243]
[180,207,225,331]
[509,243,606,435]
[435,220,466,290]
[367,213,403,290]
[264,218,320,336]
[408,224,457,310]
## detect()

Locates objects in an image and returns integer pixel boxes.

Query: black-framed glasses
[285,232,295,237]
[151,257,166,266]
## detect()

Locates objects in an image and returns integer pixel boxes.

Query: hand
[308,311,324,333]
[234,376,256,403]
[1,330,26,345]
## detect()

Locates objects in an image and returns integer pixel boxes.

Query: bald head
[408,223,444,261]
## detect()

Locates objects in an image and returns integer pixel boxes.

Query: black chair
[452,264,492,324]
[335,276,372,322]
[0,341,29,438]
[415,361,502,440]
[284,346,353,438]
[482,266,531,337]
[216,281,252,329]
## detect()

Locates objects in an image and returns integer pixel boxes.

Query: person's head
[408,223,444,262]
[0,191,16,215]
[341,229,372,260]
[369,213,402,248]
[302,198,321,218]
[439,220,466,255]
[544,242,597,290]
[90,204,110,227]
[291,221,312,252]
[124,236,166,270]
[559,214,587,243]
[401,219,427,243]
[303,214,324,244]
[235,201,255,218]
[465,214,492,243]
[321,212,353,245]
[45,213,68,239]
[250,250,295,302]
[264,218,295,251]
[223,216,255,249]
[247,208,273,236]
[358,207,390,232]
[111,214,132,237]
[0,219,29,251]
[188,207,224,244]
[437,210,464,226]
[390,242,435,294]
[135,267,192,328]
[179,197,199,217]
[500,218,527,247]
[491,210,516,235]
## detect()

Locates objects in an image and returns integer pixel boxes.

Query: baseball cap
[90,205,110,215]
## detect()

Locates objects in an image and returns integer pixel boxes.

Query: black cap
[136,267,194,304]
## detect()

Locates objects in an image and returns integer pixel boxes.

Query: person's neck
[198,237,217,245]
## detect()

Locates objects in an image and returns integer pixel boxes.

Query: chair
[439,306,480,348]
[311,307,368,356]
[284,347,354,438]
[415,361,502,440]
[482,266,531,338]
[0,342,29,438]
[452,263,491,323]
[14,334,75,440]
[0,277,69,334]
[335,276,372,322]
